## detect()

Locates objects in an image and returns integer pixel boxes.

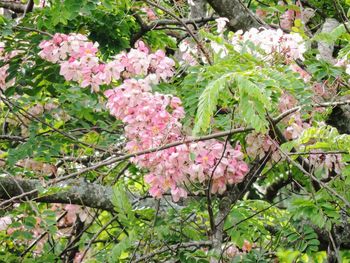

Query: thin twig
[224,196,288,232]
[21,211,68,257]
[0,135,27,141]
[79,215,119,263]
[273,100,350,124]
[0,95,107,152]
[132,241,212,262]
[0,127,253,208]
[142,0,213,65]
[14,26,53,37]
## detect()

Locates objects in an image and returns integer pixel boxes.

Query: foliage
[0,0,350,262]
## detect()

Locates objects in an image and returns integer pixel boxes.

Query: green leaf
[111,184,135,224]
[237,75,270,132]
[110,231,136,262]
[193,73,233,135]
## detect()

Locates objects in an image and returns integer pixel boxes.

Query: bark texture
[190,0,207,19]
[0,176,115,211]
[0,0,25,13]
[205,0,263,31]
[0,176,176,212]
[317,18,340,63]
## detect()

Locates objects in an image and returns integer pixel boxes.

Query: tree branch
[0,0,25,13]
[205,0,265,31]
[0,135,27,142]
[0,176,115,211]
[133,241,212,262]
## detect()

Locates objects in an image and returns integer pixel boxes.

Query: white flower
[0,216,11,231]
[211,41,228,58]
[187,0,195,6]
[346,64,350,75]
[215,17,229,34]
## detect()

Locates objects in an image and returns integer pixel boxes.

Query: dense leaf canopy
[1,0,350,262]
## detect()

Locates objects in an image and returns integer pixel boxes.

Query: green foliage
[187,52,310,135]
[1,0,350,261]
[297,124,350,153]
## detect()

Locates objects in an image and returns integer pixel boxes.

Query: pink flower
[242,240,252,252]
[171,187,187,202]
[0,64,9,90]
[280,10,295,30]
[290,63,311,82]
[39,32,249,201]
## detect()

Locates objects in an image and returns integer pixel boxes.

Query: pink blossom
[256,9,267,19]
[0,216,12,231]
[280,10,296,30]
[0,64,9,90]
[105,78,248,199]
[225,244,239,258]
[290,63,311,82]
[171,187,187,202]
[142,7,157,21]
[246,132,280,161]
[308,150,344,175]
[39,33,249,201]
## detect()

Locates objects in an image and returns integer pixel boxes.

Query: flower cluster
[245,132,281,163]
[186,141,248,195]
[39,33,249,201]
[179,39,198,66]
[230,28,306,62]
[308,150,344,175]
[140,7,157,21]
[278,92,310,140]
[105,79,184,152]
[142,141,248,201]
[280,9,298,30]
[215,17,229,34]
[105,79,248,201]
[224,240,255,259]
[39,33,175,92]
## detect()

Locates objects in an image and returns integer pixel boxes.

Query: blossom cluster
[105,79,248,201]
[105,79,184,152]
[39,33,175,92]
[179,39,198,66]
[178,27,306,67]
[230,28,306,63]
[245,132,281,163]
[308,150,344,175]
[278,92,310,140]
[39,33,249,201]
[224,240,254,259]
[246,91,344,173]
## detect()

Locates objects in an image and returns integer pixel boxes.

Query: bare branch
[142,0,213,64]
[0,176,115,211]
[133,241,212,262]
[0,135,27,142]
[0,0,25,13]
